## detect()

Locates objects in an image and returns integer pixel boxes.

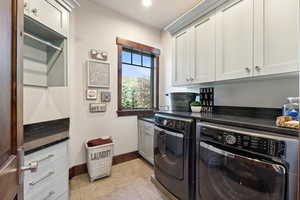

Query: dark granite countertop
[156,110,299,137]
[24,118,70,154]
[139,117,155,124]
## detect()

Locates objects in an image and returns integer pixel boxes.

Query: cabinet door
[254,0,299,76]
[138,121,146,157]
[192,15,216,83]
[172,29,193,85]
[28,0,68,36]
[143,124,154,164]
[216,0,254,81]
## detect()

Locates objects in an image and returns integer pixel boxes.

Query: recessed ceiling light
[142,0,152,7]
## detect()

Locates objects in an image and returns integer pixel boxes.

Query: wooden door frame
[0,0,24,199]
[13,0,24,199]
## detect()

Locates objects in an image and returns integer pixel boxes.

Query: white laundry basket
[85,137,114,182]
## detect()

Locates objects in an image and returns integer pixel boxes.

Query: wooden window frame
[116,37,160,117]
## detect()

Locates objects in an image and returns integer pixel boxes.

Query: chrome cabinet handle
[245,67,251,73]
[37,154,54,163]
[28,154,54,171]
[255,66,261,72]
[29,171,55,186]
[43,191,55,200]
[32,8,38,15]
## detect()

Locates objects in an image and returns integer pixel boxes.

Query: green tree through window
[121,49,153,109]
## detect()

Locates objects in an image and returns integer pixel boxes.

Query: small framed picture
[86,89,97,100]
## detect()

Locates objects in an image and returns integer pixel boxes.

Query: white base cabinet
[24,141,69,200]
[138,120,154,165]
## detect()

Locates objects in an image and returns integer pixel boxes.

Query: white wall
[69,0,161,166]
[159,30,299,108]
[214,77,299,108]
[24,87,69,125]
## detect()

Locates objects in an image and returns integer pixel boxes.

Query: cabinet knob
[245,67,251,73]
[32,8,38,15]
[186,78,190,82]
[190,77,194,81]
[255,66,261,72]
[24,2,28,8]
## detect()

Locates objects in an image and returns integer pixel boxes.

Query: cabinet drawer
[56,192,69,200]
[24,153,68,187]
[26,0,69,36]
[25,170,68,200]
[25,169,56,198]
[24,141,69,199]
[25,141,67,163]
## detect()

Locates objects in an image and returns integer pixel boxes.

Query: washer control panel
[200,125,286,158]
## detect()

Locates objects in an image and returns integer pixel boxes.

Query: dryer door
[198,142,286,200]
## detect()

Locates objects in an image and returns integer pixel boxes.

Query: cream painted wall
[159,30,299,108]
[69,0,161,166]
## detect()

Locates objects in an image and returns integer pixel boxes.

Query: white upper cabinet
[216,0,254,81]
[25,0,69,37]
[172,28,194,85]
[192,15,216,83]
[254,0,299,76]
[171,0,299,85]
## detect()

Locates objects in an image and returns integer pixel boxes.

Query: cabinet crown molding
[164,0,227,35]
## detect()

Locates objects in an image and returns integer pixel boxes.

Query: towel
[87,138,112,147]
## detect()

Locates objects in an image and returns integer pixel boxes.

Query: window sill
[117,110,155,117]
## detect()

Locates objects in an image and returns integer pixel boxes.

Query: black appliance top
[156,108,298,137]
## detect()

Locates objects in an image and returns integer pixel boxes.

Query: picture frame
[86,89,98,100]
[87,59,110,88]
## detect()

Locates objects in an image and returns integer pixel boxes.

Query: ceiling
[91,0,201,29]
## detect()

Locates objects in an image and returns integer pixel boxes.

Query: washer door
[154,126,184,180]
[198,142,286,200]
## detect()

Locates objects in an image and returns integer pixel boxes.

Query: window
[116,37,160,116]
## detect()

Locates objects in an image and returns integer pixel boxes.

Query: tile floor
[69,159,165,200]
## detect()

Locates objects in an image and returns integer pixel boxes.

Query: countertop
[24,118,70,154]
[156,111,299,137]
[139,117,155,123]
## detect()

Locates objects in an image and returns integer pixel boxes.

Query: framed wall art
[87,60,110,88]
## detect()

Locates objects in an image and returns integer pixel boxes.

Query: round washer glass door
[198,142,286,200]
